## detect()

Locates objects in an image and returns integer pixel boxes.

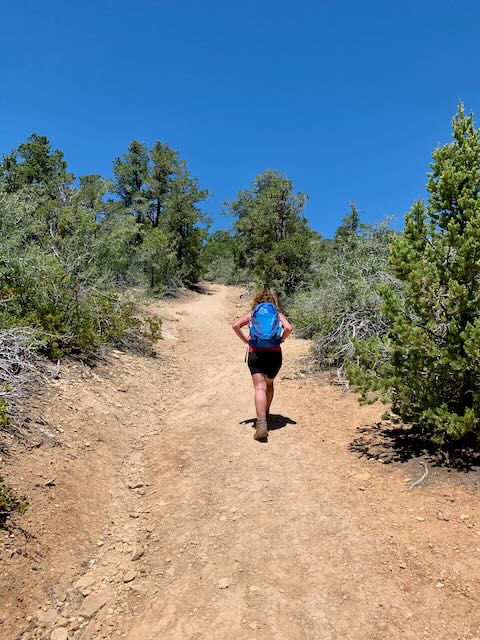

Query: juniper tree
[348,103,480,442]
[0,133,73,198]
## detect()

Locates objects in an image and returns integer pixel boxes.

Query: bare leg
[252,373,267,417]
[266,377,274,415]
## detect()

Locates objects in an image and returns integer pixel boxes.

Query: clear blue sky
[1,1,479,237]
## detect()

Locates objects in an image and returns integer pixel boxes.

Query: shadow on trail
[187,283,213,295]
[349,422,480,473]
[240,414,297,431]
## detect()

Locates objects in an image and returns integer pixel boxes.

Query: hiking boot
[254,417,268,441]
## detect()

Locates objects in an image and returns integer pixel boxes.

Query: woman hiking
[232,289,293,441]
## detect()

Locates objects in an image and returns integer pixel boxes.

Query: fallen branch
[408,461,429,491]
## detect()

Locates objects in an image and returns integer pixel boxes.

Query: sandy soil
[1,284,479,640]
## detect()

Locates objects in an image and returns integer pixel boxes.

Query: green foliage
[0,249,138,359]
[137,227,177,292]
[112,139,210,287]
[161,170,209,284]
[348,103,480,443]
[0,133,209,365]
[225,170,313,297]
[0,398,9,427]
[146,141,179,227]
[290,208,396,371]
[201,230,242,283]
[113,140,149,219]
[141,316,162,342]
[0,133,73,198]
[0,182,139,359]
[0,476,28,524]
[93,206,140,285]
[77,174,113,211]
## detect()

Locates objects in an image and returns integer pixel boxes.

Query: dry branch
[0,327,44,402]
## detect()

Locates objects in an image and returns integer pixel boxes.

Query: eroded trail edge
[2,285,480,640]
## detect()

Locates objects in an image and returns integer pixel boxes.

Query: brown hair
[252,288,280,310]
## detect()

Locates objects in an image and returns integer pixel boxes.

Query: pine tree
[348,103,480,442]
[146,142,179,227]
[226,170,312,297]
[161,168,209,284]
[112,140,149,222]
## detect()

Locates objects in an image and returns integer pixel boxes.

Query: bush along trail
[1,285,479,640]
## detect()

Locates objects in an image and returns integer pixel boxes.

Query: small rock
[68,619,80,632]
[218,578,229,589]
[127,481,144,489]
[37,609,58,626]
[436,581,445,589]
[415,516,425,522]
[353,472,371,481]
[437,510,450,521]
[50,629,69,640]
[123,570,136,583]
[78,590,112,618]
[130,580,151,595]
[131,546,145,561]
[248,621,258,630]
[74,574,96,592]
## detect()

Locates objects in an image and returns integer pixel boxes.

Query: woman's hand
[232,313,251,344]
[279,312,293,343]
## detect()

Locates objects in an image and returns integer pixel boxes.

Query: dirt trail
[2,285,480,640]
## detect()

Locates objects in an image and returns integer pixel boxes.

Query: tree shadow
[240,414,297,432]
[349,422,480,472]
[187,283,213,295]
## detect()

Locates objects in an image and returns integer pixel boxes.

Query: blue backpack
[250,303,282,348]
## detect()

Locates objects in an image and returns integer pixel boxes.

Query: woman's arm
[278,312,293,343]
[232,312,251,344]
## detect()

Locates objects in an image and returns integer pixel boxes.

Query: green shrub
[0,248,138,359]
[0,399,9,427]
[290,213,396,373]
[0,476,28,524]
[141,315,162,342]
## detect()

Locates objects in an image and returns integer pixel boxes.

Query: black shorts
[247,349,282,379]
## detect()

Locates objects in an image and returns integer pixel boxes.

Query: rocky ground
[1,285,479,640]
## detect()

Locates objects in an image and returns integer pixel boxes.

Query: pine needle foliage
[225,170,313,298]
[348,103,480,443]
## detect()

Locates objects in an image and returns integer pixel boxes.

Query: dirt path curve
[5,285,480,640]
